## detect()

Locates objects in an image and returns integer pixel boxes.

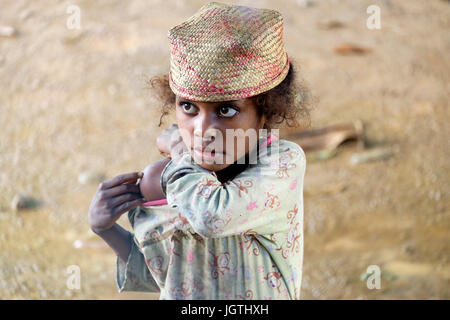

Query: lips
[194,146,209,152]
[194,147,217,153]
[192,145,224,154]
[192,147,223,156]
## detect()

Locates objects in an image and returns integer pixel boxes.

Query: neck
[215,157,250,184]
[214,138,264,183]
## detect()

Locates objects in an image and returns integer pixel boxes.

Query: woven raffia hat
[167,1,290,102]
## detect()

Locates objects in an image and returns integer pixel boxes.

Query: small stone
[402,242,416,255]
[308,149,337,161]
[73,240,83,249]
[318,20,345,30]
[107,84,118,96]
[360,271,371,281]
[30,78,41,90]
[78,171,106,185]
[0,25,16,37]
[11,194,43,211]
[381,270,397,281]
[350,147,393,165]
[73,239,106,249]
[19,9,34,21]
[297,0,312,8]
[32,263,40,273]
[61,31,84,45]
[428,190,441,201]
[40,289,48,298]
[334,43,372,55]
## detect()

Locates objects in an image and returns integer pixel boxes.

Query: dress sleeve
[116,231,160,293]
[160,139,306,238]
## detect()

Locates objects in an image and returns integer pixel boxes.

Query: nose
[193,113,218,148]
[194,112,217,139]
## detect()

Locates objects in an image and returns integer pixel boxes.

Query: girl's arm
[94,158,171,262]
[93,223,133,263]
[88,172,146,262]
[139,157,171,201]
[89,170,162,292]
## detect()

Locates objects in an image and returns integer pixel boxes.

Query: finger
[101,183,142,198]
[109,192,145,208]
[100,172,143,190]
[111,198,146,216]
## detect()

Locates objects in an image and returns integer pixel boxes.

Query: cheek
[175,109,192,148]
[175,106,184,124]
[179,127,192,148]
[230,127,260,156]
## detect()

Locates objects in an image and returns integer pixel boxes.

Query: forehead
[175,95,253,106]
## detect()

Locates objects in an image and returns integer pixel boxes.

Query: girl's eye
[181,103,197,114]
[179,102,239,118]
[218,106,239,118]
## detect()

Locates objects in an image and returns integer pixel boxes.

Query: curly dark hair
[146,58,314,133]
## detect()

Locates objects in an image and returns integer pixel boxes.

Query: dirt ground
[0,0,448,299]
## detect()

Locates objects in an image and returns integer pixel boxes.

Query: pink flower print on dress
[187,250,194,263]
[290,179,297,190]
[246,201,258,210]
[258,265,265,273]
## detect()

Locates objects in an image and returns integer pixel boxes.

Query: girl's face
[175,95,265,172]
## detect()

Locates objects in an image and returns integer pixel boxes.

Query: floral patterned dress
[116,135,306,300]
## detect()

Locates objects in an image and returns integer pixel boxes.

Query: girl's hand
[88,172,146,234]
[157,123,188,161]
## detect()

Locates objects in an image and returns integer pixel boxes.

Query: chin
[190,150,231,172]
[197,162,231,172]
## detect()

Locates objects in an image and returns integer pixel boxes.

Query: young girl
[88,2,311,300]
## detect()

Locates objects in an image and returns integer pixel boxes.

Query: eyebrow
[178,98,243,105]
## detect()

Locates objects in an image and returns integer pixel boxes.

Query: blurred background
[0,0,448,299]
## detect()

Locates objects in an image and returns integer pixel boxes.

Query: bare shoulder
[140,158,171,200]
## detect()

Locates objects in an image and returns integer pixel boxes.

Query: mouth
[191,148,224,160]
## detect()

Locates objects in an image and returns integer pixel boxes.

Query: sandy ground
[0,0,449,299]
